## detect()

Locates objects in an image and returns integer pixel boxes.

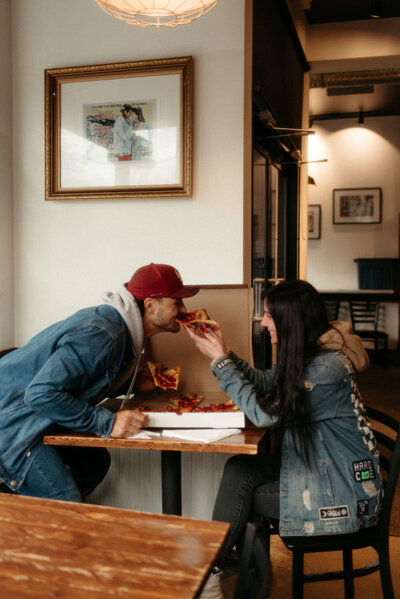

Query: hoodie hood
[102,284,144,357]
[319,320,370,373]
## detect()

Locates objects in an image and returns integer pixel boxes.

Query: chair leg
[379,543,395,599]
[292,551,304,599]
[342,548,355,599]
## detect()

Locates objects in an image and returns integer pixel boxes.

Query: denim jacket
[0,305,134,490]
[212,348,382,536]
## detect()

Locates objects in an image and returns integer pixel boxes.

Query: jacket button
[10,480,17,488]
[27,451,31,457]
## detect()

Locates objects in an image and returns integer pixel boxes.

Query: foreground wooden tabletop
[0,494,229,598]
[44,427,267,454]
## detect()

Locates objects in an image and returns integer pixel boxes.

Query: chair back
[367,407,400,538]
[234,521,270,599]
[349,301,380,332]
[324,300,340,322]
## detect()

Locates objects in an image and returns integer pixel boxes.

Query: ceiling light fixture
[93,0,219,27]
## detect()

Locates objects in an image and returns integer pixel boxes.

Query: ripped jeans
[212,453,281,569]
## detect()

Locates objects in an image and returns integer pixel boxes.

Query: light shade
[94,0,219,27]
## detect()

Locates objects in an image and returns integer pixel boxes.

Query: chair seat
[281,525,378,552]
[356,330,388,339]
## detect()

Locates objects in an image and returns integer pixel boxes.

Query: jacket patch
[353,459,375,482]
[216,358,233,370]
[319,506,349,520]
[357,499,369,516]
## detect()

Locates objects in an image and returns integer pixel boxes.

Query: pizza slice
[147,361,180,391]
[192,400,241,412]
[175,309,217,327]
[169,392,204,412]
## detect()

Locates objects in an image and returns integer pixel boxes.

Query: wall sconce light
[370,0,383,18]
[93,0,219,27]
[358,110,365,124]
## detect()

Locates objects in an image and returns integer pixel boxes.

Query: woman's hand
[183,322,229,361]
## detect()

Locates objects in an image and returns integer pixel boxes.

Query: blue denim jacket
[212,350,382,536]
[0,305,132,490]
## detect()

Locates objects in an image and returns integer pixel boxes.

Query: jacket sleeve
[228,351,276,393]
[23,324,123,437]
[211,353,278,427]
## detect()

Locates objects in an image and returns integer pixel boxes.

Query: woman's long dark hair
[260,280,330,462]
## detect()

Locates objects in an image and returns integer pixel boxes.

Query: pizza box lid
[135,391,246,429]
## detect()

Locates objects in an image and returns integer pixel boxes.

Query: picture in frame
[308,204,321,239]
[333,188,382,224]
[45,56,193,200]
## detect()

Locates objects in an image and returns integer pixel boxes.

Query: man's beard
[153,319,180,334]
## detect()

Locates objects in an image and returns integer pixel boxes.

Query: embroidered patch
[216,358,233,370]
[319,506,349,520]
[353,459,376,482]
[357,499,369,516]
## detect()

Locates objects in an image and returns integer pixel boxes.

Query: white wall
[306,17,400,62]
[307,116,400,346]
[0,0,14,349]
[7,0,249,516]
[12,0,246,345]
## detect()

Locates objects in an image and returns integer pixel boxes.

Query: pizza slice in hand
[175,308,217,327]
[147,361,180,391]
[169,392,204,412]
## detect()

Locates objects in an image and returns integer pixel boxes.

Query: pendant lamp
[93,0,219,27]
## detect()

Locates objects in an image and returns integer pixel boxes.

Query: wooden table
[0,493,229,599]
[44,428,268,515]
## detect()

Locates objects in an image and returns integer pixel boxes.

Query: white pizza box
[136,391,245,429]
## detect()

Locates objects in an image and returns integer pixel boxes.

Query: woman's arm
[183,323,277,427]
[227,351,274,394]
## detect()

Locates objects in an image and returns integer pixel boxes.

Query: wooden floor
[223,357,400,599]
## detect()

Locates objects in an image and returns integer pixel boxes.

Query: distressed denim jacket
[0,305,133,490]
[212,350,382,536]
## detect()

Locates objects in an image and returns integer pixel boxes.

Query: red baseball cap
[127,263,199,300]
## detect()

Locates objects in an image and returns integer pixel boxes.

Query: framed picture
[333,188,382,224]
[45,56,193,200]
[308,204,321,239]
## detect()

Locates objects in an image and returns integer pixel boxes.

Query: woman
[130,106,153,160]
[184,280,382,599]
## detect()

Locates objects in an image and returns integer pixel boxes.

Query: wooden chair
[349,301,388,363]
[234,521,271,599]
[324,300,341,322]
[266,407,400,599]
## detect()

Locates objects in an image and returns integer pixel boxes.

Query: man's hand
[110,409,148,438]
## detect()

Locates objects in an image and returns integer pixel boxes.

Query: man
[0,263,199,502]
[112,104,138,160]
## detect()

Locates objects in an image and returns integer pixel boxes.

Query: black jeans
[212,453,281,568]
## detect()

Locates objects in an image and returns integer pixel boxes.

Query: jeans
[213,453,281,568]
[16,444,111,502]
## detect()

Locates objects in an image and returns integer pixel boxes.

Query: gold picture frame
[45,56,193,200]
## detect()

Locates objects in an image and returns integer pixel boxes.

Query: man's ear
[143,297,156,314]
[143,297,154,313]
